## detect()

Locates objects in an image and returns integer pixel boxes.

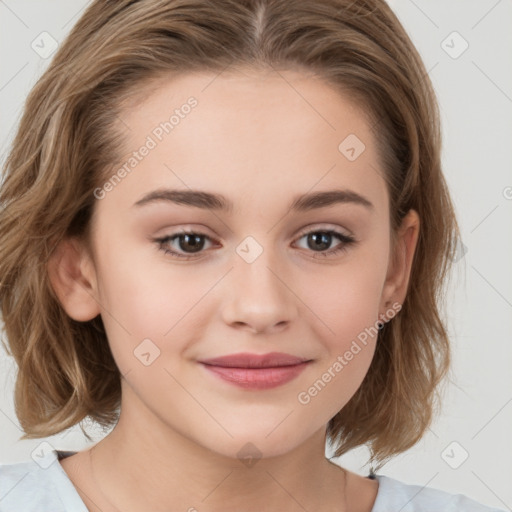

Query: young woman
[0,0,505,510]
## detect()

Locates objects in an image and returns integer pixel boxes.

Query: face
[68,68,417,459]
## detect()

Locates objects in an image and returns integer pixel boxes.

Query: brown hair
[0,0,460,471]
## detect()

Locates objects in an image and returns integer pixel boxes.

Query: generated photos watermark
[297,301,402,405]
[93,97,198,200]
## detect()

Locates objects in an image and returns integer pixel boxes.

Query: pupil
[309,232,331,251]
[180,234,204,253]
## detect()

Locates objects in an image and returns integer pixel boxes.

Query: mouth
[198,352,313,389]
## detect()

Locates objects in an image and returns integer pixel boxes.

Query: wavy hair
[0,0,460,471]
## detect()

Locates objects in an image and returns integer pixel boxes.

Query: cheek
[91,235,213,374]
[295,246,388,401]
[294,268,383,422]
[302,254,388,346]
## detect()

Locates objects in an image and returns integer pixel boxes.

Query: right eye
[153,230,218,259]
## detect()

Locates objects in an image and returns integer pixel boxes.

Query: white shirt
[0,449,506,511]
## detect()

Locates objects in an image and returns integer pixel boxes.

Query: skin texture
[50,67,420,512]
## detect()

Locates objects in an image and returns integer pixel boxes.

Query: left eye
[154,228,356,260]
[294,229,356,257]
[155,231,214,258]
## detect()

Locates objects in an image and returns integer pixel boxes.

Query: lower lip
[200,362,310,389]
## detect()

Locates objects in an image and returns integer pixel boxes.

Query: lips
[199,352,310,368]
[199,352,312,389]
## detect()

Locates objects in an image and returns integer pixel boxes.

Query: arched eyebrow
[132,188,374,213]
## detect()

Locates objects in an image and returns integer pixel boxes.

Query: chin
[198,424,314,463]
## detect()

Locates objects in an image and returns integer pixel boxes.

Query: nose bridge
[222,234,297,332]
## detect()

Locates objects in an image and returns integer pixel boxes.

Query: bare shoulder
[59,450,87,478]
[344,468,380,512]
[59,450,98,511]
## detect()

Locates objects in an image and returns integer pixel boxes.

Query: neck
[88,390,348,512]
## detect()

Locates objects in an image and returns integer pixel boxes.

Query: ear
[47,236,101,322]
[379,209,420,317]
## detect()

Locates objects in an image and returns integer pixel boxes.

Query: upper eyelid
[158,225,354,248]
[295,224,351,237]
[160,223,352,239]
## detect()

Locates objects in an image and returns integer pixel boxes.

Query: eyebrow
[132,188,374,213]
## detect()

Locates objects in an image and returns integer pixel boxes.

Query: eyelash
[153,227,357,260]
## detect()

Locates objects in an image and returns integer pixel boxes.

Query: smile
[198,352,312,390]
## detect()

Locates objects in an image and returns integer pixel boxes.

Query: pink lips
[199,352,311,390]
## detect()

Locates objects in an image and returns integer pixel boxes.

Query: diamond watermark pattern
[452,239,468,262]
[237,442,262,468]
[31,31,59,59]
[441,31,469,59]
[441,441,469,469]
[31,441,57,469]
[236,236,263,264]
[134,338,161,366]
[338,134,366,161]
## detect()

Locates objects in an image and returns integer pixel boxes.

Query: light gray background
[1,0,511,509]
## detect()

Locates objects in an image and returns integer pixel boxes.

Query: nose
[220,247,298,335]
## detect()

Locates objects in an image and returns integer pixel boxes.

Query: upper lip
[199,352,311,369]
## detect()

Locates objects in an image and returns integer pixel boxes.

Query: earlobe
[47,237,101,322]
[380,209,420,314]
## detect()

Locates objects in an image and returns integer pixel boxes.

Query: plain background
[1,0,511,509]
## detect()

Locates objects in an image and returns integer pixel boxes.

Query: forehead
[119,67,374,152]
[102,68,387,215]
